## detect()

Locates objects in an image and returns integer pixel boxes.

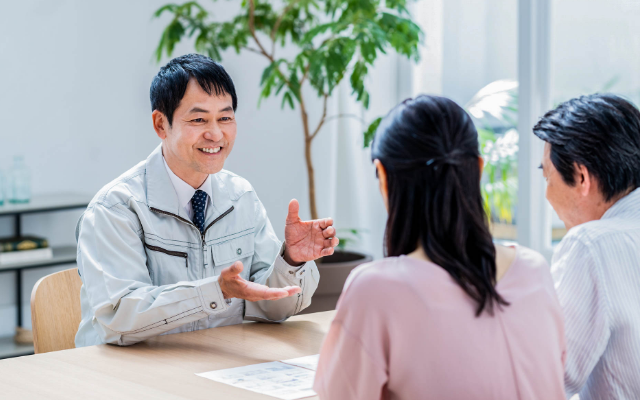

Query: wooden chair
[30,268,83,354]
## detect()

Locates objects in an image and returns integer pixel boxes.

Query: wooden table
[0,311,336,399]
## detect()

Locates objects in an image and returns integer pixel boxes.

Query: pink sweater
[314,246,566,400]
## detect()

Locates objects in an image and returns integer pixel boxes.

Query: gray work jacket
[75,145,319,347]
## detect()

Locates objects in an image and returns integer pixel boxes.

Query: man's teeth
[201,147,221,154]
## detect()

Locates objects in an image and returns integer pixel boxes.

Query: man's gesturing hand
[284,199,339,265]
[218,261,301,301]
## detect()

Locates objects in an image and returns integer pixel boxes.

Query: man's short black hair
[150,53,237,126]
[533,93,640,201]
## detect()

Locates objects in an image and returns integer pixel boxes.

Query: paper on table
[280,354,320,371]
[196,355,320,400]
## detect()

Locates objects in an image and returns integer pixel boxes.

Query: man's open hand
[284,199,339,265]
[218,261,301,301]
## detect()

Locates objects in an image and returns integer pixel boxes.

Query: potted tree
[154,0,422,311]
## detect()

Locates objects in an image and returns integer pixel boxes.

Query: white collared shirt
[162,156,213,221]
[552,188,640,400]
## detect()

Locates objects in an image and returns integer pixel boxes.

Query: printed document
[196,354,320,400]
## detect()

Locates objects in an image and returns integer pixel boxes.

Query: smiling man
[75,54,337,347]
[535,93,640,400]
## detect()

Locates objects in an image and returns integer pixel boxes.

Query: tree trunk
[305,137,318,220]
[298,95,318,220]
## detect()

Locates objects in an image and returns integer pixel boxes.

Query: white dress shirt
[163,156,213,221]
[551,188,640,400]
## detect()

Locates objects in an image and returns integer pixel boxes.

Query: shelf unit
[0,193,91,359]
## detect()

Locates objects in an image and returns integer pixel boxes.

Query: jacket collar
[145,144,234,222]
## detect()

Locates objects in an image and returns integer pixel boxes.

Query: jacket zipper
[149,206,235,245]
[144,243,188,268]
[201,206,235,241]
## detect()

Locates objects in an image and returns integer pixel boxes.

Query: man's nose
[203,123,224,142]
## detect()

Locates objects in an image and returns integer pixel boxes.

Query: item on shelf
[14,326,33,345]
[0,235,49,252]
[0,247,52,265]
[9,155,31,204]
[0,235,52,265]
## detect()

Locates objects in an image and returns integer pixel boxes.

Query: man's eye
[191,118,205,123]
[220,117,232,122]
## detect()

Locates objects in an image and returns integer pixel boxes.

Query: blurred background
[0,0,638,358]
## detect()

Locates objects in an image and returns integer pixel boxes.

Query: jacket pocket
[211,234,255,264]
[211,234,255,277]
[144,243,189,285]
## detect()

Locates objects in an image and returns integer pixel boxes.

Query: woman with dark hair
[313,95,566,399]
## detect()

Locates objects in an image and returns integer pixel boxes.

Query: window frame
[517,0,554,260]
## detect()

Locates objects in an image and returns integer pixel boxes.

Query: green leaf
[155,18,186,61]
[363,117,382,148]
[153,4,178,18]
[281,91,295,110]
[260,62,278,86]
[349,60,370,108]
[301,22,336,44]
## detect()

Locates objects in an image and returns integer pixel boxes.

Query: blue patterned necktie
[191,190,208,234]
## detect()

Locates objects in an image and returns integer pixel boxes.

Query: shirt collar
[162,156,213,211]
[601,187,640,220]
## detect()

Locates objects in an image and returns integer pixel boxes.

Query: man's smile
[199,147,222,154]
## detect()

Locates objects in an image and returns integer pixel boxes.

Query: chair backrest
[30,268,83,354]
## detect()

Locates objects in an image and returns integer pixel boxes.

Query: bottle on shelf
[9,156,31,204]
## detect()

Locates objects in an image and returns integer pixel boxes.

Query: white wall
[0,0,332,336]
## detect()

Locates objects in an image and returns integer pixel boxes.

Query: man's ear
[576,163,592,197]
[152,110,169,140]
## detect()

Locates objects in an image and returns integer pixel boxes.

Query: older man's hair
[534,93,640,201]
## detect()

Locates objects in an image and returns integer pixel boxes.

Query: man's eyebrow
[219,106,233,112]
[188,107,210,114]
[538,163,544,170]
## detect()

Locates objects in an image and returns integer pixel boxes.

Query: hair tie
[425,152,470,169]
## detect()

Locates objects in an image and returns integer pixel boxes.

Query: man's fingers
[322,226,336,239]
[260,287,290,301]
[321,247,335,257]
[265,286,300,299]
[244,281,300,301]
[221,261,243,279]
[322,237,339,248]
[286,199,300,224]
[284,286,302,296]
[318,217,333,230]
